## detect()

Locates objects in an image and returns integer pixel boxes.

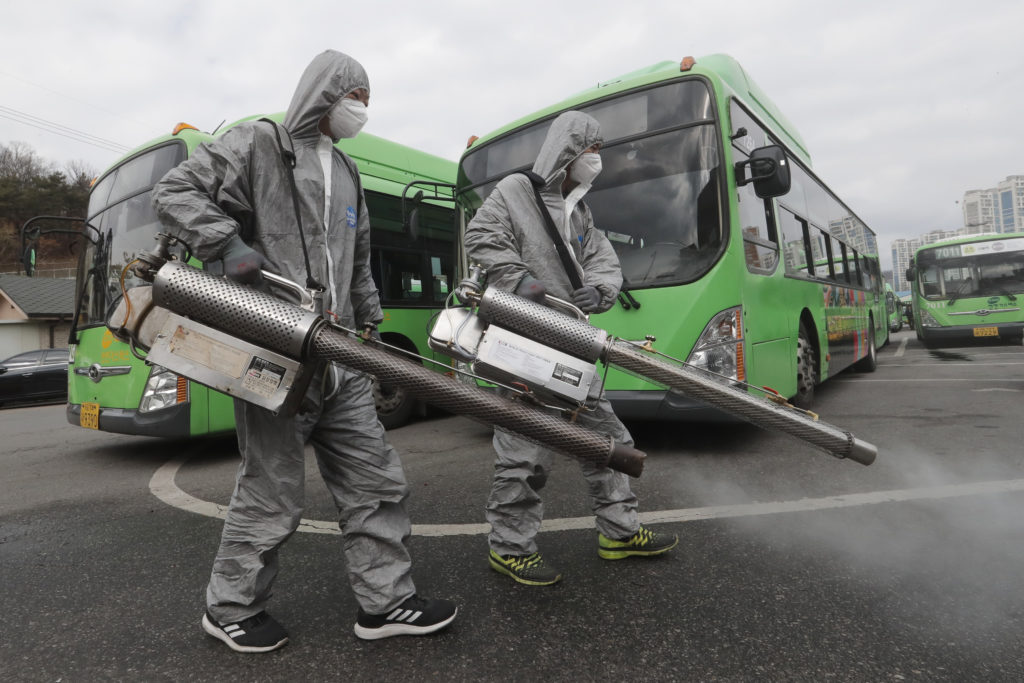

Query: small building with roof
[0,275,75,359]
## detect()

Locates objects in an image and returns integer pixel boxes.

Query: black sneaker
[354,595,457,640]
[201,610,289,653]
[488,549,562,586]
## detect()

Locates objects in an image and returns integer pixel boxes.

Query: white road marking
[879,362,1024,367]
[836,377,1024,382]
[149,454,1024,537]
[894,338,908,358]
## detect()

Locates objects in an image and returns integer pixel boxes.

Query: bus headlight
[918,309,940,328]
[139,365,188,412]
[687,307,746,382]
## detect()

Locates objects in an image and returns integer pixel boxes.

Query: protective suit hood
[465,109,620,308]
[283,50,369,140]
[531,111,603,187]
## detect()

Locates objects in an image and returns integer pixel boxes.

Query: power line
[0,105,130,152]
[0,69,150,131]
[0,105,130,154]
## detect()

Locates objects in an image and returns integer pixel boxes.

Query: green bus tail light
[918,309,941,328]
[687,307,746,382]
[139,365,189,413]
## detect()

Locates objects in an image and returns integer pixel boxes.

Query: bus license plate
[973,326,999,337]
[80,402,100,430]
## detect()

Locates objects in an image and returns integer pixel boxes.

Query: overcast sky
[3,0,1022,271]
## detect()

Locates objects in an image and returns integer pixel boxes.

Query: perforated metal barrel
[477,288,608,362]
[606,341,876,465]
[152,261,322,360]
[311,328,645,477]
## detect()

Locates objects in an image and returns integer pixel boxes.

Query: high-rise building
[995,175,1024,234]
[962,175,1024,234]
[890,229,961,292]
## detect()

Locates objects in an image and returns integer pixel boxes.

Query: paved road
[2,329,1023,681]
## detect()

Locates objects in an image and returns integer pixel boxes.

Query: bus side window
[431,255,451,301]
[778,207,810,277]
[378,249,426,304]
[736,175,778,273]
[810,226,831,279]
[838,243,852,284]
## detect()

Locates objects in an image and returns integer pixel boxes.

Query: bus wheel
[855,323,878,373]
[794,323,817,409]
[372,378,416,430]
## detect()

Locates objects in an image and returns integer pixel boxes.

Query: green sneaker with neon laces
[598,525,678,560]
[488,550,563,586]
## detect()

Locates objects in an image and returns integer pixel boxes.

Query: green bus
[905,232,1024,347]
[30,119,456,437]
[885,282,903,333]
[456,54,884,416]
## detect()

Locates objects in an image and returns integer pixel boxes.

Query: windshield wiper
[618,277,642,310]
[947,278,974,305]
[991,284,1018,302]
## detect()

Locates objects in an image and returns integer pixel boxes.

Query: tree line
[0,141,95,274]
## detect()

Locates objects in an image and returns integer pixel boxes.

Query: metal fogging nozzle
[471,284,879,467]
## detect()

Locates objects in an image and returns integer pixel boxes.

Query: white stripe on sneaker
[223,624,248,638]
[402,611,423,622]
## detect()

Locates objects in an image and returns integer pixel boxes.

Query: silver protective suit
[152,50,416,622]
[464,111,640,554]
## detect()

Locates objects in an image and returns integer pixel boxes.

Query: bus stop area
[3,330,1024,681]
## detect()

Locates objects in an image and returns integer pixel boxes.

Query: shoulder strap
[259,118,324,292]
[522,171,584,291]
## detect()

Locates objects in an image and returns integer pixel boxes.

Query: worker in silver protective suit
[152,50,456,652]
[465,111,678,586]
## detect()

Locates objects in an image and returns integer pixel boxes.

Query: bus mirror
[22,247,36,276]
[905,266,916,282]
[735,145,791,198]
[408,207,421,240]
[405,190,425,240]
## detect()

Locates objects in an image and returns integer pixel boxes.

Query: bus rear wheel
[794,323,817,409]
[855,322,878,372]
[372,379,416,430]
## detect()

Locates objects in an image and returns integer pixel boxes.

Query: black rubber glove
[571,285,602,312]
[514,275,547,303]
[219,235,266,284]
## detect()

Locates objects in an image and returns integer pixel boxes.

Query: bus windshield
[77,142,187,328]
[917,237,1024,302]
[458,79,724,288]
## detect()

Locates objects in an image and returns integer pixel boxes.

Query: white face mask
[568,152,602,186]
[326,98,368,141]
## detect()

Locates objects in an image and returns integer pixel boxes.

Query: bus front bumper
[920,322,1024,345]
[607,389,738,423]
[66,402,192,438]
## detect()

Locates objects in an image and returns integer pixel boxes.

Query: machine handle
[261,270,318,312]
[546,294,588,321]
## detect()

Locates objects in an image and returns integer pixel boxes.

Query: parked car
[0,348,69,407]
